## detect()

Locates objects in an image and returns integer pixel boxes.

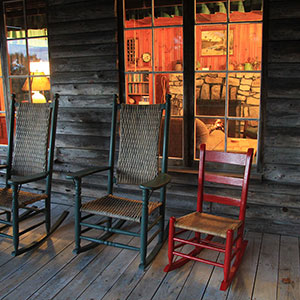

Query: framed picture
[201,30,233,56]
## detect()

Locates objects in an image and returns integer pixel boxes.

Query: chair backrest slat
[204,173,244,187]
[11,102,51,176]
[116,104,163,185]
[204,194,241,207]
[197,144,253,220]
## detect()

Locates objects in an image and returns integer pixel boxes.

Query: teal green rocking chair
[67,95,171,270]
[0,94,68,256]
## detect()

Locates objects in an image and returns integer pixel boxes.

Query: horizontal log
[49,30,116,46]
[269,1,300,19]
[51,56,117,73]
[268,41,300,63]
[52,83,118,96]
[55,134,111,149]
[263,163,300,184]
[264,146,300,165]
[48,0,114,23]
[267,77,300,98]
[264,130,300,151]
[56,148,110,165]
[49,18,116,35]
[265,99,300,128]
[50,44,118,59]
[58,108,112,122]
[57,121,111,137]
[57,94,115,108]
[268,63,300,78]
[269,19,300,41]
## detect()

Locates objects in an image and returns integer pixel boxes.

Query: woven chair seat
[175,212,242,238]
[81,194,162,223]
[0,188,47,211]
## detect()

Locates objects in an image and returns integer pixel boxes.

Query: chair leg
[163,216,175,272]
[45,197,51,233]
[220,229,233,291]
[12,184,19,256]
[139,189,149,270]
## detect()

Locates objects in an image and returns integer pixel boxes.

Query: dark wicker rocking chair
[67,95,171,270]
[0,94,68,256]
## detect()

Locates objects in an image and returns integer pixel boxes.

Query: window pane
[124,0,152,28]
[154,1,182,26]
[229,23,262,71]
[194,117,225,158]
[196,0,227,23]
[10,77,30,102]
[4,1,26,39]
[28,37,49,67]
[230,0,263,22]
[195,25,228,71]
[195,72,226,116]
[227,120,258,158]
[26,0,47,37]
[167,117,183,158]
[7,39,28,75]
[154,27,183,72]
[126,72,152,104]
[229,72,261,118]
[124,29,152,72]
[155,73,183,116]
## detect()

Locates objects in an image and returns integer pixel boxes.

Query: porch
[0,204,298,300]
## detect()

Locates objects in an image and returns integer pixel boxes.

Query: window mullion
[183,0,194,167]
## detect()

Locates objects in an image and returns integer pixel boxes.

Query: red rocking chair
[164,144,253,291]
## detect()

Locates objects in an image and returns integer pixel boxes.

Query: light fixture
[237,1,245,12]
[22,72,50,103]
[217,2,227,14]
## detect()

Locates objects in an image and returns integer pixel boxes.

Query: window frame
[0,0,50,146]
[118,0,266,172]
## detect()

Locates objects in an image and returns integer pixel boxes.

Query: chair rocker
[164,144,253,290]
[0,94,69,256]
[67,94,171,270]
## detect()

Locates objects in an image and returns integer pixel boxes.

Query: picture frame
[201,30,233,56]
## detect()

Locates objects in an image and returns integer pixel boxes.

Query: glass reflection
[227,120,258,156]
[230,0,263,22]
[195,73,226,116]
[229,24,262,71]
[5,1,25,39]
[195,25,227,71]
[154,27,183,72]
[124,29,152,72]
[124,0,152,28]
[228,73,261,117]
[194,117,225,158]
[28,37,49,64]
[196,0,227,23]
[7,40,28,75]
[154,1,183,26]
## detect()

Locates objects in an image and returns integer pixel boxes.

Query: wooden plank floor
[0,204,299,300]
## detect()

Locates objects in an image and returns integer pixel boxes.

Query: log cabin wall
[1,0,299,235]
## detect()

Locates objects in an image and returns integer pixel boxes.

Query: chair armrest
[66,166,111,180]
[8,172,49,185]
[140,173,171,191]
[0,164,8,169]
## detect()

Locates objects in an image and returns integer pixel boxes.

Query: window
[2,0,50,108]
[121,0,263,167]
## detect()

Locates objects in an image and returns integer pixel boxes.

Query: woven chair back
[11,102,51,176]
[116,104,163,185]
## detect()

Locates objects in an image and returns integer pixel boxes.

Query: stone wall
[168,72,261,135]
